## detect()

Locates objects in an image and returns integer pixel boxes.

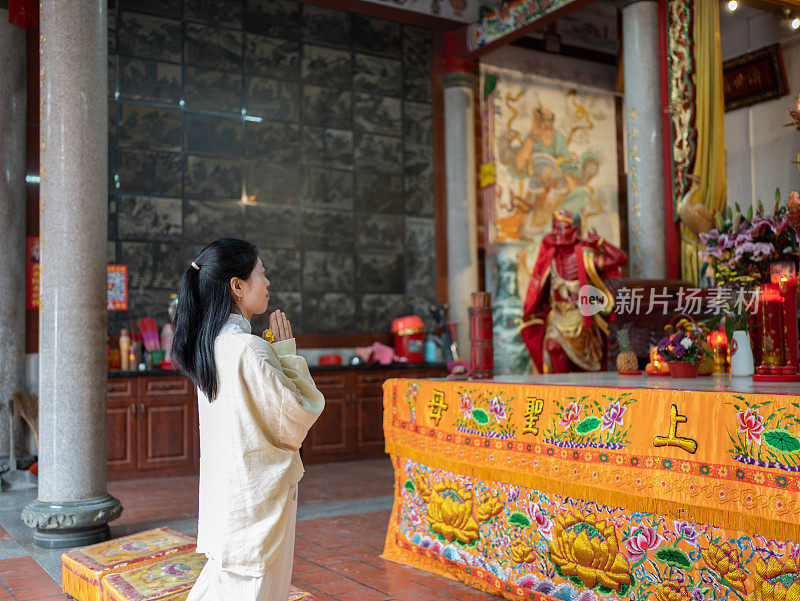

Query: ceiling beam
[740,0,800,15]
[445,0,596,64]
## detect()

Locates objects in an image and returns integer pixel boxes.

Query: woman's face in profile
[240,258,271,316]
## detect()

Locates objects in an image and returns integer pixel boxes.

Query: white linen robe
[193,314,324,582]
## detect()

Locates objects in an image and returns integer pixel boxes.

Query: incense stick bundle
[137,317,161,352]
[470,292,492,308]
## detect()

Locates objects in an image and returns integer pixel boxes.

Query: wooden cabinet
[107,375,198,479]
[302,366,446,464]
[303,388,352,459]
[107,365,446,475]
[107,399,137,473]
[354,372,390,457]
[137,396,195,472]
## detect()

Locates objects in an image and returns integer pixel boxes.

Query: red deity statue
[518,210,627,373]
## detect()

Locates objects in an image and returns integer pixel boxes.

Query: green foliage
[472,409,489,425]
[654,546,693,571]
[762,428,800,454]
[508,511,531,529]
[616,326,632,352]
[575,416,602,435]
[483,74,498,99]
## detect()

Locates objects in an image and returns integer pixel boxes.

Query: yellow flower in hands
[269,310,293,341]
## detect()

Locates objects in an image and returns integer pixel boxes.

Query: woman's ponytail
[171,265,203,381]
[171,239,259,401]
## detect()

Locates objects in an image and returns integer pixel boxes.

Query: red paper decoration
[8,0,38,29]
[787,191,800,230]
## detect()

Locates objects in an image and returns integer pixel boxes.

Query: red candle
[781,276,798,368]
[771,262,798,368]
[760,283,784,366]
[706,330,728,373]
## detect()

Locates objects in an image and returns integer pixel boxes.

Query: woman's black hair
[171,238,259,401]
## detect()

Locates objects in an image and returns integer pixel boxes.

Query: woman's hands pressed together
[266,310,293,342]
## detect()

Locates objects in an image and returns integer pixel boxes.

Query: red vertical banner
[106,265,129,311]
[8,0,38,29]
[26,237,39,309]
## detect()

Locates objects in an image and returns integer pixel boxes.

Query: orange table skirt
[382,377,800,601]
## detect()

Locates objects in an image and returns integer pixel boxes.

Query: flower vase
[730,330,754,377]
[667,361,699,378]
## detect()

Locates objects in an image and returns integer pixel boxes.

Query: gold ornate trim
[667,0,696,213]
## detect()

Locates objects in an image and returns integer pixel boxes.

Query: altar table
[381,373,800,601]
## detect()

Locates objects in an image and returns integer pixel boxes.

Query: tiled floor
[104,456,397,526]
[0,458,501,601]
[107,476,200,526]
[297,459,396,505]
[0,556,66,600]
[290,512,499,601]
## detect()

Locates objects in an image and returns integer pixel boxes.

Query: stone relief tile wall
[108,0,436,334]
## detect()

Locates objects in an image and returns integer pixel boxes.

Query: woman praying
[171,238,324,601]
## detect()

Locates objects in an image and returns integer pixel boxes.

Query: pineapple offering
[615,327,639,373]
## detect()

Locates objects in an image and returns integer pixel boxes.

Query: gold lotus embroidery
[750,555,800,601]
[702,541,748,595]
[654,579,693,601]
[547,509,632,592]
[414,475,503,546]
[510,540,537,564]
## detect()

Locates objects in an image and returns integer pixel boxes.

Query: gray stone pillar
[22,0,122,548]
[621,0,666,277]
[441,72,479,360]
[0,10,27,458]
